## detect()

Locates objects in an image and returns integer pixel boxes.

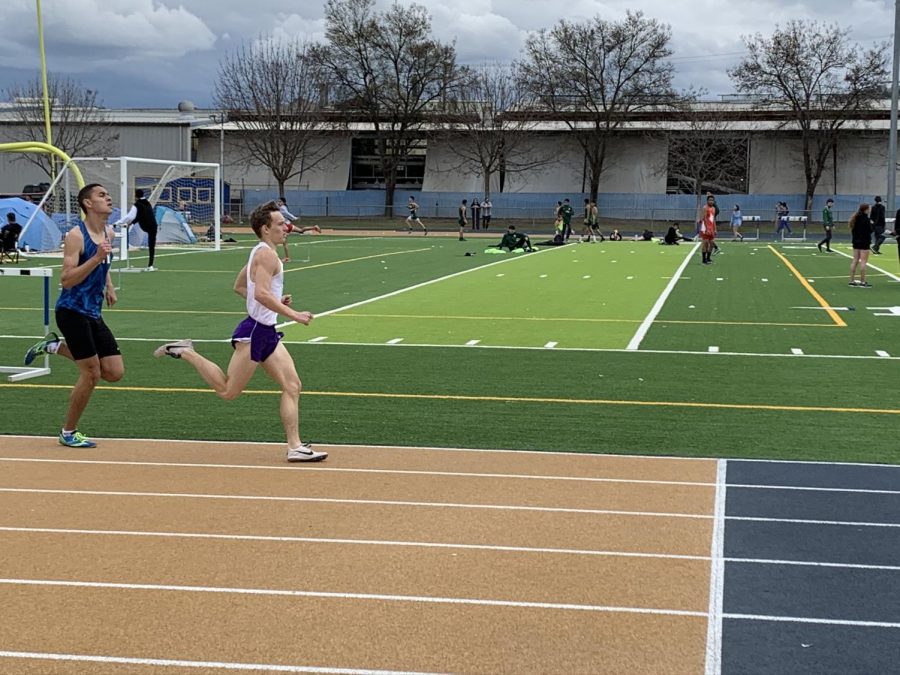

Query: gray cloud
[0,0,893,108]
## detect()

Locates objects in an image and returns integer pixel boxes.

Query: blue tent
[127,206,197,247]
[0,197,63,252]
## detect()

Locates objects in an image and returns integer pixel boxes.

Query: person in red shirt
[699,194,717,265]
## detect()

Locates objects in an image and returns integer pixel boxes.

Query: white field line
[831,248,900,282]
[0,651,430,675]
[627,242,700,351]
[276,245,565,329]
[465,339,481,346]
[0,578,708,617]
[2,333,899,362]
[704,459,727,675]
[386,338,404,344]
[4,526,900,571]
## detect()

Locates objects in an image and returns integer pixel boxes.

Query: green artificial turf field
[1,234,897,462]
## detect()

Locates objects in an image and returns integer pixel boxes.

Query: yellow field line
[768,246,846,327]
[328,312,832,328]
[284,247,431,273]
[2,383,895,415]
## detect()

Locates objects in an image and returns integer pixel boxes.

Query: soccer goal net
[26,156,221,261]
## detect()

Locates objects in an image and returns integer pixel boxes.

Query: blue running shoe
[59,430,97,448]
[24,332,60,366]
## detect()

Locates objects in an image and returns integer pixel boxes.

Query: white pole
[888,0,900,214]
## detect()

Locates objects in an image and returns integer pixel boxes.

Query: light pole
[211,111,227,219]
[888,0,900,215]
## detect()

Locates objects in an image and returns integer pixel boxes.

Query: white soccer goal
[22,156,221,263]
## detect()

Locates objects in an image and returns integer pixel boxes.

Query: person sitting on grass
[609,229,623,241]
[493,225,534,252]
[663,223,688,245]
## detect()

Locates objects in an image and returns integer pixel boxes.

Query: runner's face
[268,211,288,243]
[86,186,113,215]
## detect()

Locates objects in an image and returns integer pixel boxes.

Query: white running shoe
[153,339,194,359]
[287,443,328,462]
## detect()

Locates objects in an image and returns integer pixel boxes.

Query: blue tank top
[56,222,110,319]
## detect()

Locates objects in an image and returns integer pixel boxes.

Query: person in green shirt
[494,225,533,252]
[818,198,834,253]
[560,198,575,242]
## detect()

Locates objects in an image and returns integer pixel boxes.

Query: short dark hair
[462,199,467,205]
[249,201,280,237]
[77,183,104,211]
[875,196,882,203]
[135,189,144,199]
[508,225,516,231]
[6,212,15,222]
[826,199,834,204]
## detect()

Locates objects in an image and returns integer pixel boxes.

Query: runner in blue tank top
[23,183,123,448]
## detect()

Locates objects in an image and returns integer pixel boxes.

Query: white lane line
[386,338,404,345]
[876,350,890,357]
[0,578,708,617]
[727,515,900,529]
[6,526,900,571]
[0,526,709,562]
[790,348,804,355]
[276,244,564,328]
[308,336,328,343]
[723,613,900,629]
[0,457,715,486]
[0,651,425,674]
[465,340,481,346]
[627,242,700,351]
[544,341,558,349]
[708,346,719,353]
[0,488,714,519]
[704,459,727,675]
[2,458,897,495]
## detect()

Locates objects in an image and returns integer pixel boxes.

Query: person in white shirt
[116,189,159,270]
[481,198,492,230]
[153,201,326,463]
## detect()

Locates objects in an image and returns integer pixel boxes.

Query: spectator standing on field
[871,196,886,254]
[731,205,744,241]
[776,201,792,236]
[117,189,159,271]
[819,199,835,253]
[480,198,492,230]
[470,198,481,230]
[458,199,468,241]
[559,199,575,242]
[848,203,873,287]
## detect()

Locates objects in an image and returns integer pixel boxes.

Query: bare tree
[519,11,675,202]
[664,91,749,208]
[215,37,333,198]
[4,73,114,177]
[729,20,887,211]
[440,63,553,198]
[315,0,462,213]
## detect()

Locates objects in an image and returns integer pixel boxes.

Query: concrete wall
[196,134,352,192]
[0,123,189,193]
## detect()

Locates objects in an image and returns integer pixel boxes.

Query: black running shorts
[56,307,121,361]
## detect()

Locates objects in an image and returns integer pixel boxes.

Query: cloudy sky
[0,0,895,110]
